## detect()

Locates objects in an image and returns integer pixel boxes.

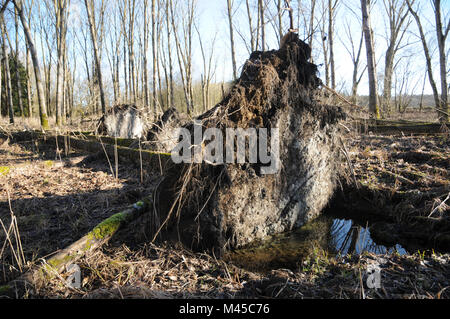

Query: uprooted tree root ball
[147,33,346,255]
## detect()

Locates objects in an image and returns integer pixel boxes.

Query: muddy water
[224,212,408,272]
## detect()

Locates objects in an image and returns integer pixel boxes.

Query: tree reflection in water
[329,218,407,256]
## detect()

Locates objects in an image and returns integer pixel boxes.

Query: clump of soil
[97,104,146,139]
[152,33,346,255]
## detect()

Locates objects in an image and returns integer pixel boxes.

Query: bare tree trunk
[328,0,337,89]
[25,43,32,117]
[84,0,106,114]
[319,5,329,87]
[14,7,23,117]
[258,0,265,51]
[14,0,48,129]
[1,19,14,124]
[361,0,380,119]
[165,0,174,108]
[433,0,449,122]
[343,21,366,104]
[55,0,68,126]
[169,0,194,115]
[142,0,149,109]
[308,1,316,51]
[106,13,121,105]
[38,4,54,117]
[406,0,442,121]
[25,1,32,117]
[128,0,136,104]
[151,0,157,114]
[123,35,128,102]
[245,0,255,52]
[226,0,237,81]
[196,24,216,112]
[276,0,282,41]
[381,0,410,117]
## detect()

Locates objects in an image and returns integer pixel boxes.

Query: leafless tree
[84,0,106,114]
[380,0,411,116]
[164,0,174,108]
[1,17,14,123]
[196,23,217,112]
[54,0,69,125]
[407,0,448,122]
[258,0,266,50]
[226,0,237,81]
[141,0,149,108]
[245,0,256,52]
[328,0,338,89]
[169,0,195,115]
[151,0,158,113]
[13,7,23,117]
[296,0,317,52]
[361,0,380,119]
[340,15,366,104]
[13,0,49,128]
[106,7,122,105]
[432,0,449,122]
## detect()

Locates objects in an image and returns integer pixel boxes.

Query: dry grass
[0,135,159,285]
[23,242,450,299]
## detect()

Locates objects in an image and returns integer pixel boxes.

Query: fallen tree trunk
[0,199,150,298]
[0,131,172,169]
[357,120,447,135]
[152,33,346,255]
[44,135,172,168]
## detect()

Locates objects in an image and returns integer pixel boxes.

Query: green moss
[47,253,77,269]
[115,144,172,157]
[133,201,145,209]
[0,285,12,295]
[44,160,53,167]
[41,114,49,130]
[90,201,147,240]
[91,211,129,240]
[0,166,10,176]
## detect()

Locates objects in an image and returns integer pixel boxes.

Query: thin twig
[428,192,450,218]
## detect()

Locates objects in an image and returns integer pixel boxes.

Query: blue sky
[194,0,449,96]
[6,0,448,100]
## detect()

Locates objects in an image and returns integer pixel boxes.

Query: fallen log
[0,199,150,298]
[38,135,172,169]
[358,120,448,135]
[83,135,137,148]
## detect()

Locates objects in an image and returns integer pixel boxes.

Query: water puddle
[329,217,406,256]
[224,212,409,272]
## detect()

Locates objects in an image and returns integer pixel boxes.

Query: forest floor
[336,131,450,251]
[0,121,449,299]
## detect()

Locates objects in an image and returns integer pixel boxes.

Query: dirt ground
[337,132,450,252]
[0,136,158,284]
[0,129,449,299]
